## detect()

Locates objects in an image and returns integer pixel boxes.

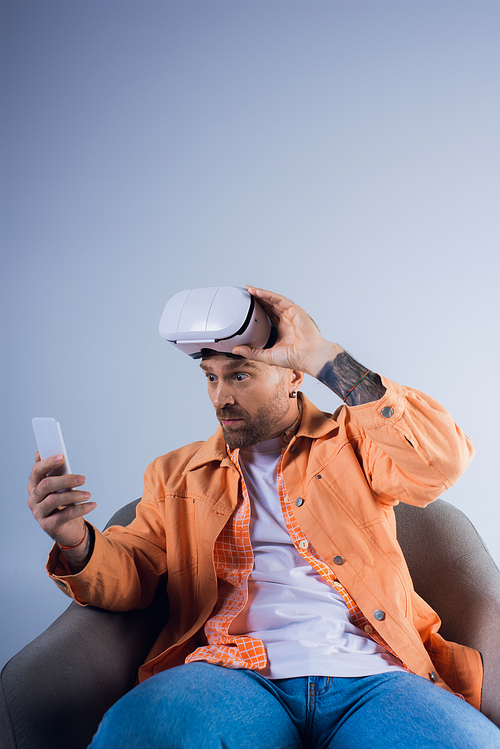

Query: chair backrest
[105,497,500,727]
[395,498,500,725]
[109,498,500,723]
[395,499,500,641]
[105,498,140,530]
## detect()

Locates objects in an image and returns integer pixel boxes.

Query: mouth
[217,410,246,427]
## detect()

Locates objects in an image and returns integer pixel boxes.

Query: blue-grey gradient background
[1,0,499,669]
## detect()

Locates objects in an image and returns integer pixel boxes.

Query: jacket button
[374,609,386,621]
[364,624,374,634]
[316,474,322,480]
[295,497,305,507]
[333,555,344,565]
[381,407,394,418]
[428,671,438,683]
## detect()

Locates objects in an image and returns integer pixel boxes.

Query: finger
[45,495,95,519]
[43,502,97,537]
[247,286,294,318]
[39,487,92,514]
[28,453,64,495]
[232,344,282,367]
[31,472,86,505]
[30,453,65,483]
[232,344,265,361]
[36,493,94,530]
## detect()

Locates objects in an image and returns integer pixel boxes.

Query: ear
[290,369,304,392]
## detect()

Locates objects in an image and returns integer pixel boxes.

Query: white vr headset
[159,286,277,359]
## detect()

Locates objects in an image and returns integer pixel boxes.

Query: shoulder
[147,440,209,476]
[144,429,227,485]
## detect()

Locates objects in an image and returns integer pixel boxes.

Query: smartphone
[32,417,73,477]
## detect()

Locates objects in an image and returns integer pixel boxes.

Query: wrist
[315,350,387,405]
[59,524,92,570]
[307,341,344,379]
[58,523,88,551]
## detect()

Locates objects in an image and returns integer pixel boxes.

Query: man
[28,286,500,747]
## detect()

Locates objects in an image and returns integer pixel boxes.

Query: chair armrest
[0,584,167,749]
[0,499,167,749]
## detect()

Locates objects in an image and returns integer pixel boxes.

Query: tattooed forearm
[316,351,387,405]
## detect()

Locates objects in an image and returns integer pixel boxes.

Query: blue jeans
[89,662,500,748]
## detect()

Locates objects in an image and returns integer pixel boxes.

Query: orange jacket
[48,376,482,708]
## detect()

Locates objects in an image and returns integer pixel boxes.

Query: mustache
[217,406,247,420]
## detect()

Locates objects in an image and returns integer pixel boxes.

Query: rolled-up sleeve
[346,376,475,506]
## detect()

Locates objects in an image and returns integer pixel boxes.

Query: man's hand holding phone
[28,420,96,570]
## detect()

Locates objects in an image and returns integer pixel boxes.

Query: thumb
[231,345,271,363]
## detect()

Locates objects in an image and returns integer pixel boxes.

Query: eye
[206,374,217,383]
[234,373,248,382]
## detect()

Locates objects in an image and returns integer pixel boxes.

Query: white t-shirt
[231,436,405,679]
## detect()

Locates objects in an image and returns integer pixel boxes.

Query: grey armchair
[1,498,500,749]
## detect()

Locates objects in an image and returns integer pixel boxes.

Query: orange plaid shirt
[186,411,405,672]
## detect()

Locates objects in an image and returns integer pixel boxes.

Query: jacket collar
[185,392,339,472]
[185,428,229,472]
[296,392,340,439]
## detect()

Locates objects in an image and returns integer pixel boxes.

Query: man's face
[200,355,298,449]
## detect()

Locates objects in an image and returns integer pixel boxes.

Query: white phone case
[32,417,72,477]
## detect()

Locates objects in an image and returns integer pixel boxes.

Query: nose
[213,384,235,409]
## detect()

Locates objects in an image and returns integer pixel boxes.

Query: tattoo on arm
[316,352,387,405]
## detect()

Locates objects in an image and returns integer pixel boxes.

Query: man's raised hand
[232,286,341,376]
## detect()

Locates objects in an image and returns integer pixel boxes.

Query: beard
[217,389,291,449]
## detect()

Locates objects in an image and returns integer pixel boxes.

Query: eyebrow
[199,359,261,373]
